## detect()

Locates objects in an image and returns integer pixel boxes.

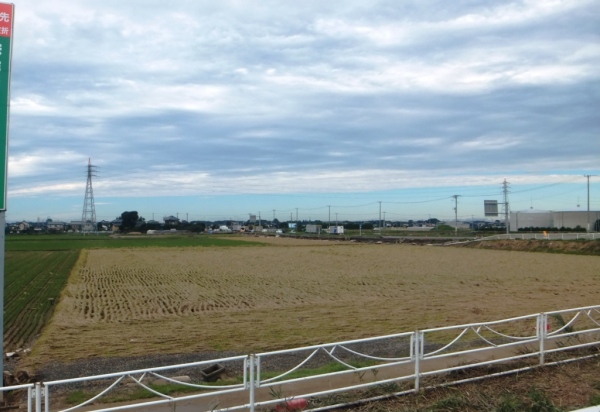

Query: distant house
[110,219,123,232]
[18,221,31,231]
[96,220,110,231]
[70,221,82,231]
[46,221,67,232]
[163,216,180,226]
[145,220,162,230]
[71,220,98,232]
[81,221,97,232]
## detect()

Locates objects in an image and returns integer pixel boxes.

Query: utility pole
[295,208,298,222]
[452,195,460,236]
[585,175,597,232]
[502,179,510,235]
[378,201,382,231]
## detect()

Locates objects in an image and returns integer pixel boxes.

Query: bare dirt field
[24,237,599,373]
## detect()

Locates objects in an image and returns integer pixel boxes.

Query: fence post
[34,383,41,412]
[27,386,32,412]
[249,354,256,412]
[44,383,50,412]
[538,313,547,366]
[413,331,421,393]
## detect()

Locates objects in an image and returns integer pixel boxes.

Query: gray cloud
[5,0,599,221]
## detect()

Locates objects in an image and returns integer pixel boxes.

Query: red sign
[0,3,12,38]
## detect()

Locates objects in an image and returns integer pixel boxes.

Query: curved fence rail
[479,233,599,240]
[4,305,599,412]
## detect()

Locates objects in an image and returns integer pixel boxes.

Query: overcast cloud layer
[5,0,600,221]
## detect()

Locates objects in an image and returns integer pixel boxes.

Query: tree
[119,211,139,232]
[184,221,206,233]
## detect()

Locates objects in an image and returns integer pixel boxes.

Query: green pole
[0,2,15,394]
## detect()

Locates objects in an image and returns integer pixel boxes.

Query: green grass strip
[6,234,265,251]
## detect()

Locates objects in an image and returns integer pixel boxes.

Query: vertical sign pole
[0,2,14,395]
[0,211,4,398]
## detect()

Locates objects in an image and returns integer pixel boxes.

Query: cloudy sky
[5,0,600,223]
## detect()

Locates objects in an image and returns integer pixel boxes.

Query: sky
[4,0,600,223]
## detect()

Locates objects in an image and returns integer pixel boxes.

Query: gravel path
[21,337,417,385]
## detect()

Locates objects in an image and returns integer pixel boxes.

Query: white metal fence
[4,305,599,412]
[479,233,599,240]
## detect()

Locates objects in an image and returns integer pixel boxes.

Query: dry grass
[26,238,600,369]
[342,356,600,411]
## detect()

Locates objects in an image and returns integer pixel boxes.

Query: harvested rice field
[28,237,600,368]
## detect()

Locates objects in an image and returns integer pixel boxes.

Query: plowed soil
[25,238,600,370]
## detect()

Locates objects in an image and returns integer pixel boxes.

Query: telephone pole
[585,175,597,232]
[502,179,510,235]
[81,158,97,234]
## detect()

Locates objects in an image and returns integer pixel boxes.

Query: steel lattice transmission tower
[81,158,98,234]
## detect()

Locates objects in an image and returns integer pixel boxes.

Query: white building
[510,210,554,230]
[510,210,600,231]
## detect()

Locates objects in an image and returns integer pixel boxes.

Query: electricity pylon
[81,158,97,234]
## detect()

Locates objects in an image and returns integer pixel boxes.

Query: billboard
[484,200,499,217]
[0,2,13,211]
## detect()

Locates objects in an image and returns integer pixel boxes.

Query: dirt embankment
[457,239,600,255]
